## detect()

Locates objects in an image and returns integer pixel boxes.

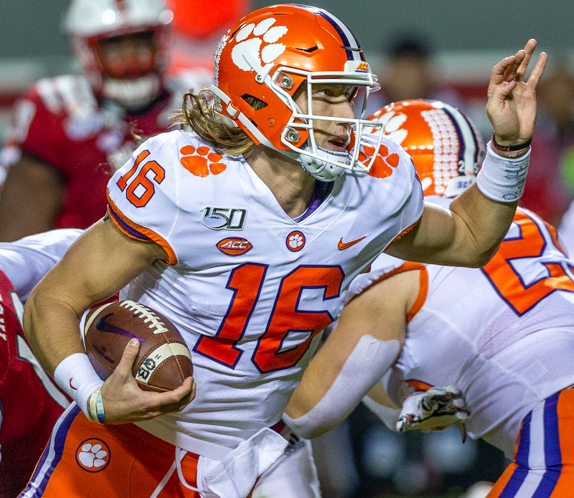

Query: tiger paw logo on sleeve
[361,144,401,179]
[180,146,227,177]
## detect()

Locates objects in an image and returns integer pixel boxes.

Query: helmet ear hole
[241,95,268,111]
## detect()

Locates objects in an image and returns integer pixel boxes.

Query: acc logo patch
[217,237,253,256]
[76,438,110,472]
[286,231,305,252]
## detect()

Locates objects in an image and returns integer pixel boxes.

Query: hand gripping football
[84,300,193,392]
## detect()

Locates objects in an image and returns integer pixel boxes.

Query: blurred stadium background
[1,1,573,496]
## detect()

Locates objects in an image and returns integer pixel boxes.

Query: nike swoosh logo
[338,236,366,250]
[95,314,145,343]
[69,379,78,391]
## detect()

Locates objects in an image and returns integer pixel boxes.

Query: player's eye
[316,87,333,97]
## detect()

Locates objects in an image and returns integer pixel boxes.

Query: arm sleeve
[0,229,83,301]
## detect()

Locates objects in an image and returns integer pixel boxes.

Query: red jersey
[0,269,69,497]
[2,72,209,229]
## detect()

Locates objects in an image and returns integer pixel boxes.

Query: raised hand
[486,39,548,146]
[100,339,195,424]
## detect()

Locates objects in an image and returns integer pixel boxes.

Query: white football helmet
[63,0,173,110]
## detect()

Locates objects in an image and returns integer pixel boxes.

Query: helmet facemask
[278,66,384,181]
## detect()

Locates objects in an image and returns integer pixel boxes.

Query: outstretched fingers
[490,56,517,86]
[514,39,537,81]
[524,51,548,88]
[504,50,525,82]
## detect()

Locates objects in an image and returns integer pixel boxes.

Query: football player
[0,227,317,498]
[0,229,81,498]
[285,99,574,497]
[21,4,546,497]
[0,0,210,241]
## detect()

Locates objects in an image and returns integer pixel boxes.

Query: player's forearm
[23,286,86,376]
[449,143,531,266]
[448,183,518,267]
[284,334,400,438]
[0,154,63,242]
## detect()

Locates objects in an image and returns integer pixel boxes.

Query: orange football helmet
[368,99,485,197]
[209,4,383,181]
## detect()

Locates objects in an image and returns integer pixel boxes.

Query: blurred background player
[285,99,574,497]
[0,0,210,241]
[0,229,81,498]
[520,63,574,227]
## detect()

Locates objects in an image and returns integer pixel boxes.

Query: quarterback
[22,4,545,498]
[286,99,573,497]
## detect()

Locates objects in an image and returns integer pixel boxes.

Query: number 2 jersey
[106,130,424,458]
[350,199,574,459]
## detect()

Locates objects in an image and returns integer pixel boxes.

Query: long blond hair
[174,89,256,156]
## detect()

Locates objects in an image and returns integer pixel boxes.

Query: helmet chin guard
[102,74,161,111]
[299,146,348,182]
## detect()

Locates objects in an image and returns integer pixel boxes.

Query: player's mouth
[326,136,348,152]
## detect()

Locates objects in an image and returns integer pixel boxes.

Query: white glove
[396,385,469,440]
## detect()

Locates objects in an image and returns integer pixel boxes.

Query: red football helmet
[368,99,485,197]
[62,0,173,110]
[209,4,383,181]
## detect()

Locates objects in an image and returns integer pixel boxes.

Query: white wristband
[476,141,530,202]
[53,353,104,421]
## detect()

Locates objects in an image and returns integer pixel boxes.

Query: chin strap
[298,145,350,182]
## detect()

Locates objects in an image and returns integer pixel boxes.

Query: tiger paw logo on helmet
[180,146,227,177]
[360,144,400,179]
[231,18,289,72]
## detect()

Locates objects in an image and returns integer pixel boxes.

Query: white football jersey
[106,129,423,457]
[0,229,82,301]
[350,199,574,459]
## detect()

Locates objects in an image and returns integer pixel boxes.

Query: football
[83,300,193,392]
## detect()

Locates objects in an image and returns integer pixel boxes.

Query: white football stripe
[136,343,192,385]
[83,302,115,337]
